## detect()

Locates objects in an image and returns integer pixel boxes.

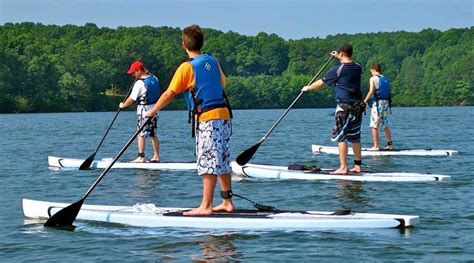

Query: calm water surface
[0,107,473,261]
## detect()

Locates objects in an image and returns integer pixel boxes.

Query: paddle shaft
[78,81,136,170]
[259,55,334,142]
[44,117,152,228]
[236,55,335,165]
[82,117,152,200]
[93,81,136,153]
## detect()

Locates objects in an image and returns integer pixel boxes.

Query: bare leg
[350,142,362,173]
[213,173,234,212]
[131,136,146,163]
[331,142,348,174]
[184,174,217,216]
[384,127,393,149]
[370,128,380,150]
[150,136,160,161]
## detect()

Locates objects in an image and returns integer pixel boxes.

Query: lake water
[0,107,473,261]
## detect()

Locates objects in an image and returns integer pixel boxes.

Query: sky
[0,0,472,40]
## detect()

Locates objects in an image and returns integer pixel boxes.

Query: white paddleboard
[22,199,418,230]
[48,156,196,170]
[231,162,450,182]
[312,144,458,156]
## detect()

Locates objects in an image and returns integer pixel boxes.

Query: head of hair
[182,24,204,51]
[337,43,353,57]
[371,63,382,73]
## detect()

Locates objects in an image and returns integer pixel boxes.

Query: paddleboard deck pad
[22,199,419,229]
[231,162,450,182]
[48,156,196,170]
[312,144,458,156]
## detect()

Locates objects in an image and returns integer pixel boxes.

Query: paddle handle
[260,55,334,141]
[81,117,152,200]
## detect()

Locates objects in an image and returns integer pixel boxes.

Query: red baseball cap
[127,61,144,74]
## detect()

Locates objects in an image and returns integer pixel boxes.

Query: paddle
[45,117,152,229]
[78,81,136,170]
[236,55,335,165]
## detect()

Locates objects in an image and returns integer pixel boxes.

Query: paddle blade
[78,153,96,170]
[44,199,84,229]
[236,142,262,165]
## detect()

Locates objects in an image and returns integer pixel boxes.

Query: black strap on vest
[189,91,233,138]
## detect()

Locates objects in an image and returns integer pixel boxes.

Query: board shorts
[331,103,364,143]
[136,113,158,138]
[195,120,232,176]
[370,100,390,129]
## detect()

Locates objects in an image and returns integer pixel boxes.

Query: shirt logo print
[204,62,212,71]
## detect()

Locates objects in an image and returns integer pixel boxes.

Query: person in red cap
[119,61,161,163]
[148,24,234,216]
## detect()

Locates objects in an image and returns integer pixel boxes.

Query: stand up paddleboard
[231,162,450,182]
[22,199,418,230]
[312,144,458,156]
[48,156,196,170]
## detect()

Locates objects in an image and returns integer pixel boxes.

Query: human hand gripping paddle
[235,54,335,166]
[44,117,152,229]
[78,81,136,170]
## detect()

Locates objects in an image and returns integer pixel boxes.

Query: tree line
[0,22,472,113]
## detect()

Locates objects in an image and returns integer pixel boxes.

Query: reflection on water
[192,233,243,262]
[336,181,370,210]
[149,232,245,261]
[128,171,162,200]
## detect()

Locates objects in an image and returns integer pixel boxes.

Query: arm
[119,81,143,109]
[302,79,326,92]
[119,98,135,109]
[364,77,376,105]
[147,62,191,117]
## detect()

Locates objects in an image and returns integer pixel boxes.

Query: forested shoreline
[0,23,472,113]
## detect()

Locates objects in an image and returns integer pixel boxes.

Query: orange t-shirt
[168,61,230,121]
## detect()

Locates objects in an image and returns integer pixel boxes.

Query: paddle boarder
[148,24,234,216]
[119,61,161,163]
[363,63,393,151]
[301,44,365,174]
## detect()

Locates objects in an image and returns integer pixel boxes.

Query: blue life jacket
[183,53,232,137]
[137,75,161,105]
[183,54,228,113]
[373,75,391,101]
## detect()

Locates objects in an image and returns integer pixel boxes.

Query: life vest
[371,75,392,113]
[136,74,161,105]
[184,53,228,113]
[373,75,391,101]
[183,53,232,137]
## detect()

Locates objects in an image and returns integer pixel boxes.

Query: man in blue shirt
[302,44,364,174]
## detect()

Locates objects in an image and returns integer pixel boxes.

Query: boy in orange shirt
[148,24,233,216]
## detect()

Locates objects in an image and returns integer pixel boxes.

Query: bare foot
[130,157,146,163]
[330,168,348,175]
[349,166,362,173]
[213,202,234,212]
[183,207,213,216]
[368,146,379,151]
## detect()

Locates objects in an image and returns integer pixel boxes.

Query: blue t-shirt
[322,62,362,104]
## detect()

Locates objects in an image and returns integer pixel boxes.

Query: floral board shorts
[195,120,232,176]
[370,100,390,129]
[331,103,363,143]
[136,113,158,138]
